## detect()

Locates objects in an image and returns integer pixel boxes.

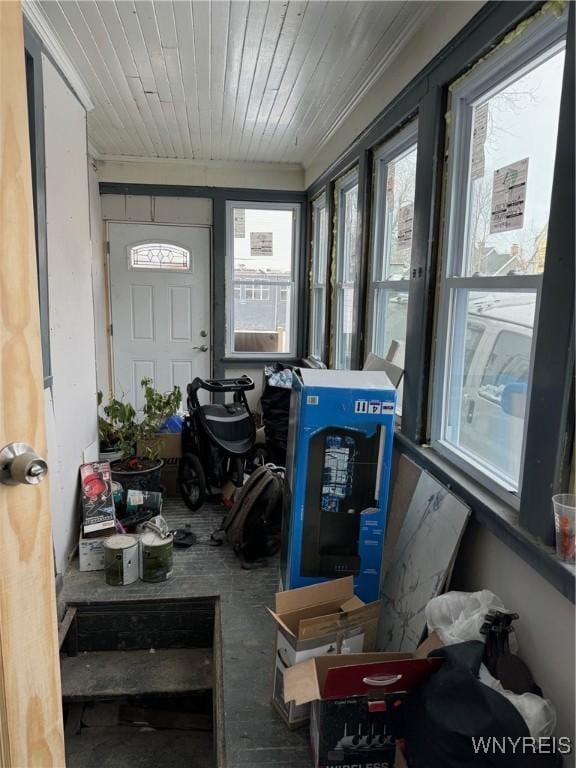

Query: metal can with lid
[103,534,139,586]
[140,532,173,583]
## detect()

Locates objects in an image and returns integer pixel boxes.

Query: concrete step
[61,648,213,701]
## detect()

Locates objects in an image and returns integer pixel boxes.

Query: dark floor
[60,500,312,768]
[66,722,214,768]
[65,696,215,768]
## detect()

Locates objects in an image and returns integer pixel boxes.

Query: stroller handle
[189,376,255,394]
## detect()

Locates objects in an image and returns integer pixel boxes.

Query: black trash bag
[260,363,295,467]
[402,642,561,768]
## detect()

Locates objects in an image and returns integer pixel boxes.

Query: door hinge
[106,240,110,255]
[109,323,113,336]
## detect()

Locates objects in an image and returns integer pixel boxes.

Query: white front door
[109,222,211,409]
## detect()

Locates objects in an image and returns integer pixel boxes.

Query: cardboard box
[140,432,182,460]
[78,534,107,571]
[284,652,443,768]
[281,369,396,602]
[140,433,182,498]
[270,577,381,728]
[161,458,179,497]
[80,462,116,537]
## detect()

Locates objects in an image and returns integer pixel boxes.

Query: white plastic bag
[479,664,557,738]
[426,590,555,739]
[426,590,518,651]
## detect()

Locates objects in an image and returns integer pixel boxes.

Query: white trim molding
[22,0,94,112]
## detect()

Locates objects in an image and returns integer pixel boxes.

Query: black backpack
[212,465,284,567]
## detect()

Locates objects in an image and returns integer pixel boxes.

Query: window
[243,285,270,301]
[226,202,300,356]
[130,243,190,271]
[309,194,329,361]
[368,122,418,412]
[433,13,566,495]
[333,170,359,369]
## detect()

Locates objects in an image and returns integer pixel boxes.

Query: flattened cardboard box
[80,461,116,537]
[269,577,381,728]
[285,649,443,768]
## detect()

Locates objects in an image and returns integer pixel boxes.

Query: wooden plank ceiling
[38,0,430,165]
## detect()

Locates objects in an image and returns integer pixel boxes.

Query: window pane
[338,184,358,283]
[228,203,298,355]
[334,177,358,369]
[130,243,190,270]
[232,207,294,279]
[374,145,418,281]
[372,288,408,413]
[372,289,408,360]
[444,290,536,489]
[464,48,565,276]
[313,204,328,284]
[310,286,326,360]
[233,283,292,354]
[310,197,328,360]
[335,285,355,370]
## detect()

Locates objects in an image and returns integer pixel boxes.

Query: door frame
[105,220,214,396]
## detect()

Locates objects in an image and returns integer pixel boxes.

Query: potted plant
[97,379,182,492]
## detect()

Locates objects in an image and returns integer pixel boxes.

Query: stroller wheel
[179,453,206,511]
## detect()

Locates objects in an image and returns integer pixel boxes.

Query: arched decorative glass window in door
[129,243,190,271]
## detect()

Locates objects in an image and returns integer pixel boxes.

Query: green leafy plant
[97,379,181,469]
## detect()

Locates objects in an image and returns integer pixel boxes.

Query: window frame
[431,11,568,504]
[24,23,51,386]
[367,121,419,366]
[309,192,329,362]
[333,168,360,370]
[225,200,300,359]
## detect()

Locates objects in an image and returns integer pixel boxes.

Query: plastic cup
[552,494,576,563]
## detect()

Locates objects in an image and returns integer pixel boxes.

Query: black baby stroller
[179,376,257,510]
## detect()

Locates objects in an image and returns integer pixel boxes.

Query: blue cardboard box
[281,369,396,602]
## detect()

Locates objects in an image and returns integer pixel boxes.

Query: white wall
[96,157,305,191]
[88,159,109,395]
[43,57,98,574]
[452,520,575,762]
[100,194,212,226]
[304,0,485,186]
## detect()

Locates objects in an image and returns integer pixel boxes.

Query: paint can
[104,534,139,586]
[140,532,174,583]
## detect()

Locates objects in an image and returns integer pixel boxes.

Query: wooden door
[0,2,65,766]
